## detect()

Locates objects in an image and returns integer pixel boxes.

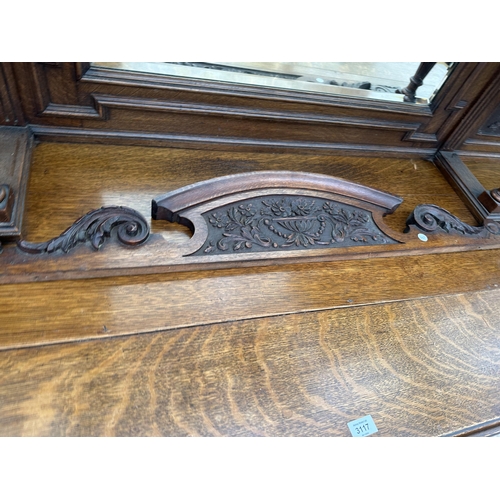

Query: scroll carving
[406,204,500,237]
[17,206,150,254]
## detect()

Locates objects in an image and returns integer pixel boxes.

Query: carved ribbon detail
[17,206,150,254]
[406,204,500,237]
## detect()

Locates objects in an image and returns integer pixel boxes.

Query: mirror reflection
[93,62,454,104]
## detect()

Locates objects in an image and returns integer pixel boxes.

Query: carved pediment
[152,171,404,257]
[6,170,500,284]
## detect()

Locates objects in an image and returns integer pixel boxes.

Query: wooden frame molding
[0,127,33,245]
[434,151,500,224]
[27,125,438,158]
[3,62,499,158]
[443,66,500,154]
[442,416,500,437]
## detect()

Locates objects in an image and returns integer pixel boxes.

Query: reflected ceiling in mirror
[92,62,454,105]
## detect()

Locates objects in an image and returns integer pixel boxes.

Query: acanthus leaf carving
[17,206,150,255]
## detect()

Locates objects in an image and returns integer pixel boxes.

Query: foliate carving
[17,206,150,254]
[406,204,500,237]
[194,196,397,255]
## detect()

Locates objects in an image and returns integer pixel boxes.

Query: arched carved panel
[152,171,405,257]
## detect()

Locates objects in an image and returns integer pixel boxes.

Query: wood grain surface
[1,248,500,350]
[463,156,500,191]
[1,288,499,437]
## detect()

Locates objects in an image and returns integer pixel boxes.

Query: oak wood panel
[9,63,50,122]
[2,248,500,350]
[42,64,80,105]
[1,288,499,436]
[462,157,500,191]
[88,108,413,147]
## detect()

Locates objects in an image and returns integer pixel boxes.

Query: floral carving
[195,196,396,255]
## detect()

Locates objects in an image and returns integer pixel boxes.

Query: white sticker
[347,415,378,437]
[418,233,428,242]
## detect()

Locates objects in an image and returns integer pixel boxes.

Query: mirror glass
[93,62,454,105]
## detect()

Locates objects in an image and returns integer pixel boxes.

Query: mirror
[92,62,454,105]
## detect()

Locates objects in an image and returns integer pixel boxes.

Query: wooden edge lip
[152,171,403,222]
[440,416,500,437]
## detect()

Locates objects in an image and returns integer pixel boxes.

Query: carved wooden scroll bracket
[17,206,150,254]
[406,204,500,237]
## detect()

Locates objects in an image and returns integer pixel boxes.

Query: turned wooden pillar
[396,62,436,102]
